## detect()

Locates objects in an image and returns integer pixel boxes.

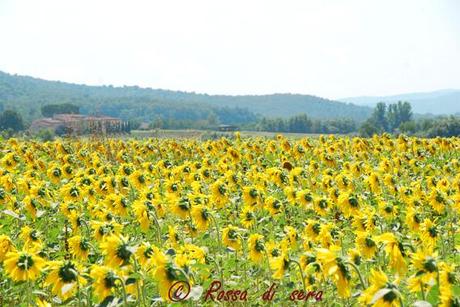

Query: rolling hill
[340,89,460,115]
[0,71,372,123]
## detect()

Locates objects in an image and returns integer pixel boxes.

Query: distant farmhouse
[218,124,239,132]
[30,114,125,135]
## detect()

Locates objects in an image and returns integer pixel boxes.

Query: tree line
[253,114,357,134]
[1,101,460,138]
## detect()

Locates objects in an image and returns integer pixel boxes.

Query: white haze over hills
[340,90,460,115]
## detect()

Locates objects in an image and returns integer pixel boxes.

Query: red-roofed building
[30,114,123,135]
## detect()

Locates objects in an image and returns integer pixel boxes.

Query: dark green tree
[359,119,380,137]
[0,110,24,132]
[371,102,388,132]
[41,103,80,117]
[387,101,412,131]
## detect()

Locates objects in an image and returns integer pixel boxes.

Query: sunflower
[68,235,91,260]
[129,170,148,190]
[356,231,378,260]
[338,192,360,218]
[4,250,46,281]
[168,225,180,247]
[45,260,86,300]
[359,269,401,306]
[348,248,362,266]
[100,235,135,268]
[376,233,407,275]
[191,204,212,231]
[47,165,62,184]
[0,234,16,262]
[314,196,331,216]
[136,242,160,269]
[154,260,190,301]
[242,186,261,207]
[270,252,290,280]
[90,221,122,242]
[378,199,398,220]
[19,225,42,251]
[175,244,206,268]
[315,246,352,298]
[366,172,381,194]
[171,196,191,219]
[410,247,438,286]
[240,206,256,229]
[248,234,265,263]
[439,263,459,307]
[420,219,439,248]
[133,199,152,232]
[265,196,283,216]
[283,226,297,249]
[296,189,314,210]
[405,206,422,231]
[211,180,229,208]
[428,189,447,214]
[222,225,242,251]
[90,265,121,302]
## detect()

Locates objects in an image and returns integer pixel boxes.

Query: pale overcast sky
[0,0,459,99]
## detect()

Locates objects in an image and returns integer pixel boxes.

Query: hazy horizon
[1,0,459,100]
[2,69,460,102]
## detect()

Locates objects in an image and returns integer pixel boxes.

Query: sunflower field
[0,134,459,306]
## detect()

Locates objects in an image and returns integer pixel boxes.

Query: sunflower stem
[420,282,426,301]
[133,258,144,306]
[346,261,367,289]
[116,277,128,306]
[290,259,307,295]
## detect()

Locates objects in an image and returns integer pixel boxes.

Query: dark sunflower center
[319,199,327,209]
[17,254,34,271]
[349,197,358,207]
[116,243,133,263]
[245,212,254,220]
[429,226,438,238]
[365,237,376,248]
[80,239,90,251]
[104,271,117,288]
[312,223,321,234]
[336,257,351,280]
[201,209,210,221]
[306,255,316,264]
[166,265,179,281]
[218,185,226,195]
[435,194,444,204]
[228,229,238,240]
[58,262,78,283]
[137,175,145,184]
[178,199,190,211]
[30,230,39,241]
[383,290,397,302]
[255,240,265,252]
[271,248,281,257]
[70,187,79,197]
[53,168,61,177]
[144,247,154,259]
[423,258,437,273]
